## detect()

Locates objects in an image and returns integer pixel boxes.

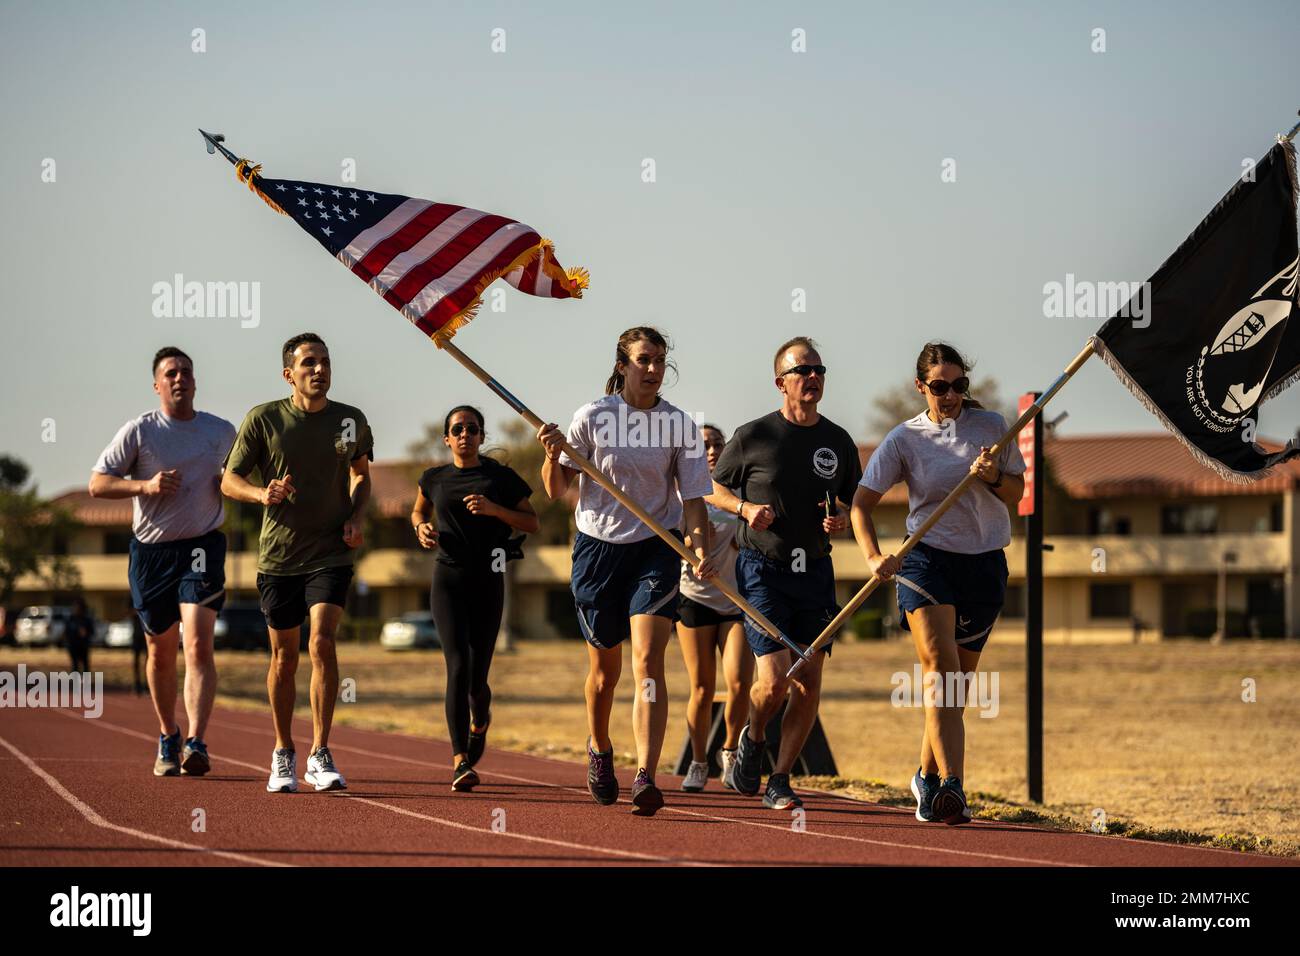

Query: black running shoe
[732,724,765,796]
[153,730,181,777]
[586,737,619,805]
[467,710,490,767]
[763,772,803,810]
[630,768,664,817]
[181,737,210,776]
[452,760,479,792]
[931,775,972,825]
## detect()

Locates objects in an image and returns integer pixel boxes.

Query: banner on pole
[1090,140,1300,481]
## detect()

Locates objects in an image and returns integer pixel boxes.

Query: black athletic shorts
[256,566,353,630]
[677,596,743,629]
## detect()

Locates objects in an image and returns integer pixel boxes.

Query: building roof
[1038,434,1300,499]
[47,433,1300,526]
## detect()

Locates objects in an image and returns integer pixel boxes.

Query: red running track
[0,693,1293,868]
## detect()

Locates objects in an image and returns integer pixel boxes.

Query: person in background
[411,405,538,792]
[65,598,94,674]
[675,423,751,793]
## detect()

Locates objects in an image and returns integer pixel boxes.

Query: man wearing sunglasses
[222,332,374,794]
[708,336,862,809]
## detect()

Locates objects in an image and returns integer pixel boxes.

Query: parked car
[214,603,308,651]
[380,612,440,651]
[214,604,269,651]
[14,606,73,647]
[89,619,111,647]
[104,618,136,648]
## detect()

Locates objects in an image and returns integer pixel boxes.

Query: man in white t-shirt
[90,347,236,778]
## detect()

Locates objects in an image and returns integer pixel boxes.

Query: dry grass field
[6,634,1298,855]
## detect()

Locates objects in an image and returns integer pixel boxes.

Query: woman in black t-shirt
[412,406,538,792]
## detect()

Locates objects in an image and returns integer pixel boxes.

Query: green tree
[0,455,82,606]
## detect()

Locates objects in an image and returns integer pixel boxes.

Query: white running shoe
[267,748,298,793]
[681,760,709,792]
[718,748,738,791]
[304,746,347,791]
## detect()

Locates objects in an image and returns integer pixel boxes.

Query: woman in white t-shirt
[536,326,718,816]
[675,424,752,793]
[852,342,1026,825]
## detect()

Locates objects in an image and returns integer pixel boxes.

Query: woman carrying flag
[675,424,751,793]
[412,406,538,792]
[536,327,717,816]
[852,342,1025,824]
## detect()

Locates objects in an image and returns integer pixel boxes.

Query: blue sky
[2,0,1298,493]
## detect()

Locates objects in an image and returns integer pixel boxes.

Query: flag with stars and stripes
[234,160,588,344]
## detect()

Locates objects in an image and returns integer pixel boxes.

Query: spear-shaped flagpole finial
[198,129,242,168]
[197,130,283,214]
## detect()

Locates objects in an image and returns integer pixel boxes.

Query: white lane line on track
[200,719,710,867]
[204,714,1077,867]
[204,707,1286,865]
[58,711,699,867]
[0,729,288,868]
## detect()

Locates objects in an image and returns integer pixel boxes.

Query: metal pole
[1026,394,1044,804]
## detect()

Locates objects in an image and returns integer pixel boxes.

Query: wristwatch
[735,499,746,517]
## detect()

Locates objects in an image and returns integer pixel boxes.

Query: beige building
[15,433,1300,644]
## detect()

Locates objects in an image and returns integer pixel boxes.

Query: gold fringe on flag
[234,159,288,217]
[430,239,589,348]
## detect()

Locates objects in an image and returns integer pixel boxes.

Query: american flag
[240,164,587,342]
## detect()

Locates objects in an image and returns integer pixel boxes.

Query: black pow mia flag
[1091,140,1300,481]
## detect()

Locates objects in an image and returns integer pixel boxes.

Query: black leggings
[67,640,90,674]
[430,562,505,755]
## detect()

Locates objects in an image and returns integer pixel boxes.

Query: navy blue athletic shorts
[127,529,227,636]
[571,531,682,650]
[735,548,838,658]
[895,542,1008,653]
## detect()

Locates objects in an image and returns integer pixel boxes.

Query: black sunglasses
[449,423,481,437]
[922,376,970,396]
[781,364,827,378]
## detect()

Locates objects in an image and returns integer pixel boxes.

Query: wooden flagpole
[786,341,1096,677]
[195,131,808,661]
[438,340,812,660]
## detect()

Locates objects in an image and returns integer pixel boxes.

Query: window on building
[103,532,133,554]
[1089,582,1132,619]
[1003,584,1026,618]
[1270,500,1284,533]
[1160,504,1218,535]
[1087,507,1131,535]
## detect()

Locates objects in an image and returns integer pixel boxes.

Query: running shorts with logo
[895,542,1007,652]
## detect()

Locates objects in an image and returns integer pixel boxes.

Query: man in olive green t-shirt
[222,332,373,794]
